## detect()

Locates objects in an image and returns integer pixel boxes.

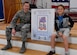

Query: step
[0,44,48,55]
[0,35,77,55]
[0,35,77,50]
[0,29,77,44]
[0,23,77,55]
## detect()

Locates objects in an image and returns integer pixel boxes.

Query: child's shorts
[54,28,70,37]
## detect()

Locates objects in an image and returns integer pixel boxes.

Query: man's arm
[10,11,20,29]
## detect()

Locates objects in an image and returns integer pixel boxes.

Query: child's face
[57,6,65,15]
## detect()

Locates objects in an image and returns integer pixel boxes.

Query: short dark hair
[57,4,65,10]
[23,1,29,5]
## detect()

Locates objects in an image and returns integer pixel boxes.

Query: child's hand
[58,32,63,36]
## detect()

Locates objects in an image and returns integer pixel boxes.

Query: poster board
[31,9,55,41]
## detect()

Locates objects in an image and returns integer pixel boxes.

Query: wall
[21,0,69,9]
[4,0,22,23]
[3,0,69,23]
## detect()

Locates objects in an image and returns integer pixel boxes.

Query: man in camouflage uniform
[1,2,31,53]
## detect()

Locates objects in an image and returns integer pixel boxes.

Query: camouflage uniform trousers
[6,24,30,41]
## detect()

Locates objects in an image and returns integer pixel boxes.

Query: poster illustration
[31,9,55,41]
[38,16,47,31]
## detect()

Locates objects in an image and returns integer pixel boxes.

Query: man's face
[57,6,64,15]
[23,3,30,12]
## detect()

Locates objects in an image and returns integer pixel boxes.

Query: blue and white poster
[31,9,55,41]
[0,0,4,20]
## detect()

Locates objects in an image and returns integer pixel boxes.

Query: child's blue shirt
[58,16,63,28]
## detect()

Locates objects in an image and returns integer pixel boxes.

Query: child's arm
[69,16,74,28]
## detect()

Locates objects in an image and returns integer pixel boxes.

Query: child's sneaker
[47,51,55,55]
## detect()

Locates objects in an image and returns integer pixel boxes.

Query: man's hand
[58,32,63,36]
[12,29,16,36]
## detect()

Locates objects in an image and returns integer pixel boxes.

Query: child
[47,4,74,55]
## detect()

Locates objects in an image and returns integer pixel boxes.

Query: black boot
[20,41,26,53]
[1,40,12,50]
